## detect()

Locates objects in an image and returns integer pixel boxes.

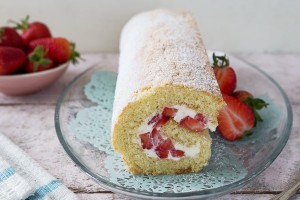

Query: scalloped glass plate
[55,52,292,199]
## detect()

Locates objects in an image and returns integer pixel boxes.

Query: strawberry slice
[148,113,160,125]
[155,149,169,159]
[232,90,269,126]
[217,94,255,141]
[139,132,153,149]
[154,115,169,129]
[180,116,205,133]
[171,149,185,157]
[150,128,163,146]
[155,138,173,158]
[194,113,208,124]
[212,53,237,94]
[162,107,178,118]
[232,90,254,102]
[156,138,174,151]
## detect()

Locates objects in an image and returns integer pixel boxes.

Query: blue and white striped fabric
[0,133,78,200]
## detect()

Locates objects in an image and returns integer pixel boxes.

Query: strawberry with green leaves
[25,45,54,73]
[13,16,52,46]
[0,27,23,48]
[211,53,269,141]
[29,37,80,64]
[212,53,237,94]
[233,90,269,126]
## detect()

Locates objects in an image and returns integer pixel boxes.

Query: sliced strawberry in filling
[170,149,185,157]
[148,113,160,125]
[180,116,205,132]
[151,128,163,146]
[155,138,173,158]
[162,107,178,118]
[194,113,208,124]
[153,115,169,129]
[139,132,153,149]
[156,138,174,151]
[139,106,208,159]
[155,148,169,159]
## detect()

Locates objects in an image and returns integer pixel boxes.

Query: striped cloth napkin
[0,133,78,200]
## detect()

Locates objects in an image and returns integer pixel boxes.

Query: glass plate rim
[54,55,293,199]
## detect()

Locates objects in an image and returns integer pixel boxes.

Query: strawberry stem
[0,28,4,38]
[243,97,269,126]
[11,15,30,31]
[28,45,52,72]
[69,42,82,64]
[212,53,230,67]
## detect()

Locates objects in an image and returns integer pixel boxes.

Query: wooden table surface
[1,53,299,200]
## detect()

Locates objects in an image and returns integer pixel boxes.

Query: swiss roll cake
[111,9,225,175]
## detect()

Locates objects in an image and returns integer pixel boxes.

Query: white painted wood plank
[0,105,106,193]
[217,194,300,200]
[235,53,300,105]
[77,193,113,200]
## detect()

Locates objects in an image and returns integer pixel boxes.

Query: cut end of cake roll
[112,84,224,175]
[111,9,225,175]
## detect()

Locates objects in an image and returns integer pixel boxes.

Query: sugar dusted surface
[112,9,221,128]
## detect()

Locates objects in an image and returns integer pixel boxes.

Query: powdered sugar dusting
[112,9,221,131]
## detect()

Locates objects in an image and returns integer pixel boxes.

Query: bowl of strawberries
[0,16,79,95]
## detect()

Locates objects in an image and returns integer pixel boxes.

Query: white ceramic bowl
[0,62,69,96]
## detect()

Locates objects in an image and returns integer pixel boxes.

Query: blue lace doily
[69,70,280,193]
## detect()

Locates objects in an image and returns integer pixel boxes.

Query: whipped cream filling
[137,105,206,160]
[173,105,197,123]
[143,142,201,161]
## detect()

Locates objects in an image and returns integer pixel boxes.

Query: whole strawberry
[0,27,23,48]
[25,45,54,73]
[212,53,237,94]
[0,46,26,75]
[29,37,80,64]
[13,16,52,46]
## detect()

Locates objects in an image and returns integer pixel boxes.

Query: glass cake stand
[55,53,292,199]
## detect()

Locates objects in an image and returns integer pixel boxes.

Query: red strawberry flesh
[139,132,153,149]
[217,95,255,141]
[139,107,209,159]
[155,138,174,158]
[156,138,174,151]
[194,113,208,124]
[155,148,169,159]
[171,149,185,157]
[154,115,169,129]
[148,113,160,125]
[162,107,178,118]
[150,128,163,146]
[180,116,205,132]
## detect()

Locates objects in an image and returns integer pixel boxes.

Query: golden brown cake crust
[111,9,225,175]
[112,9,223,130]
